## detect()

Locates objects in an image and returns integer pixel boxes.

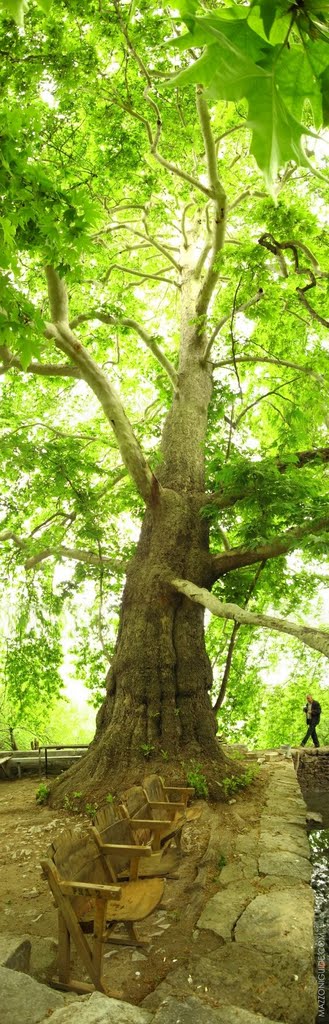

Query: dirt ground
[0,768,267,1004]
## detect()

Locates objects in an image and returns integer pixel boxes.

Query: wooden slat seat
[92,803,180,881]
[120,778,191,852]
[41,828,164,995]
[143,773,195,810]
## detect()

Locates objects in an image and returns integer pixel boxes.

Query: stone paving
[0,759,318,1024]
[141,761,317,1024]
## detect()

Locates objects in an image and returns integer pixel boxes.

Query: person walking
[300,694,321,748]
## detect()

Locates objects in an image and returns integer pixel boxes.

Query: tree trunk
[50,279,229,803]
[51,492,226,803]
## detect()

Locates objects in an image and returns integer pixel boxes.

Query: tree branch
[211,516,329,579]
[103,262,180,288]
[96,221,181,272]
[0,530,26,549]
[233,375,300,429]
[45,267,159,506]
[45,265,69,321]
[195,87,226,320]
[172,578,329,659]
[258,234,329,327]
[213,353,325,387]
[202,289,264,363]
[69,311,178,388]
[0,528,127,573]
[24,545,128,572]
[0,345,80,378]
[212,560,266,713]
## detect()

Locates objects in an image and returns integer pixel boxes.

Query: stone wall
[293,747,329,791]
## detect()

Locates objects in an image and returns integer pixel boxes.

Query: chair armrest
[163,786,195,796]
[126,817,172,832]
[147,799,186,813]
[60,880,121,899]
[96,842,152,858]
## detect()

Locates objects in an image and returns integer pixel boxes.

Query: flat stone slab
[259,850,312,881]
[265,797,306,812]
[0,935,31,972]
[0,966,65,1024]
[219,856,258,886]
[153,995,290,1024]
[235,833,259,855]
[143,945,317,1024]
[260,815,306,835]
[235,887,314,960]
[40,992,153,1024]
[259,830,310,858]
[197,886,255,940]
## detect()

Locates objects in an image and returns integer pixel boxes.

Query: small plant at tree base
[85,801,98,820]
[35,783,50,805]
[186,761,209,798]
[63,791,83,812]
[140,742,155,759]
[160,748,169,761]
[222,766,258,798]
[105,793,114,803]
[217,852,227,870]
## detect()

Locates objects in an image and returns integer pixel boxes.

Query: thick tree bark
[51,267,227,803]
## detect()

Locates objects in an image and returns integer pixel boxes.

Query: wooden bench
[143,773,195,812]
[92,802,180,881]
[41,828,164,994]
[121,775,194,852]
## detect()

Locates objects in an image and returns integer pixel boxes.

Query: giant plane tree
[0,0,329,798]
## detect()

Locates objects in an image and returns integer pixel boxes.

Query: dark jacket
[303,700,321,725]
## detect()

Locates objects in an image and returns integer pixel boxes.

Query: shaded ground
[0,769,268,1004]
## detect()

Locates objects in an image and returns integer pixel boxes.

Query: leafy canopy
[168,0,329,184]
[0,0,328,727]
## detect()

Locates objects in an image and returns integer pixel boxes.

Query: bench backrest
[46,829,109,885]
[93,802,120,834]
[143,774,164,804]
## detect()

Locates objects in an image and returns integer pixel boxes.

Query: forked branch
[69,310,178,388]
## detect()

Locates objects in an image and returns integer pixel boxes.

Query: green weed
[222,766,258,798]
[35,783,50,805]
[140,742,155,759]
[186,761,209,798]
[85,801,98,820]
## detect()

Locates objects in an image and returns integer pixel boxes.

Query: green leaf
[248,82,308,188]
[168,32,266,103]
[257,0,278,39]
[276,48,323,127]
[0,0,27,26]
[174,0,199,17]
[37,0,52,13]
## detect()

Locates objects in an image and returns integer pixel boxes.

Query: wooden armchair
[92,802,180,880]
[41,828,164,995]
[120,776,193,851]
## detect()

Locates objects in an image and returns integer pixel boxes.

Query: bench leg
[58,912,70,985]
[92,898,106,989]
